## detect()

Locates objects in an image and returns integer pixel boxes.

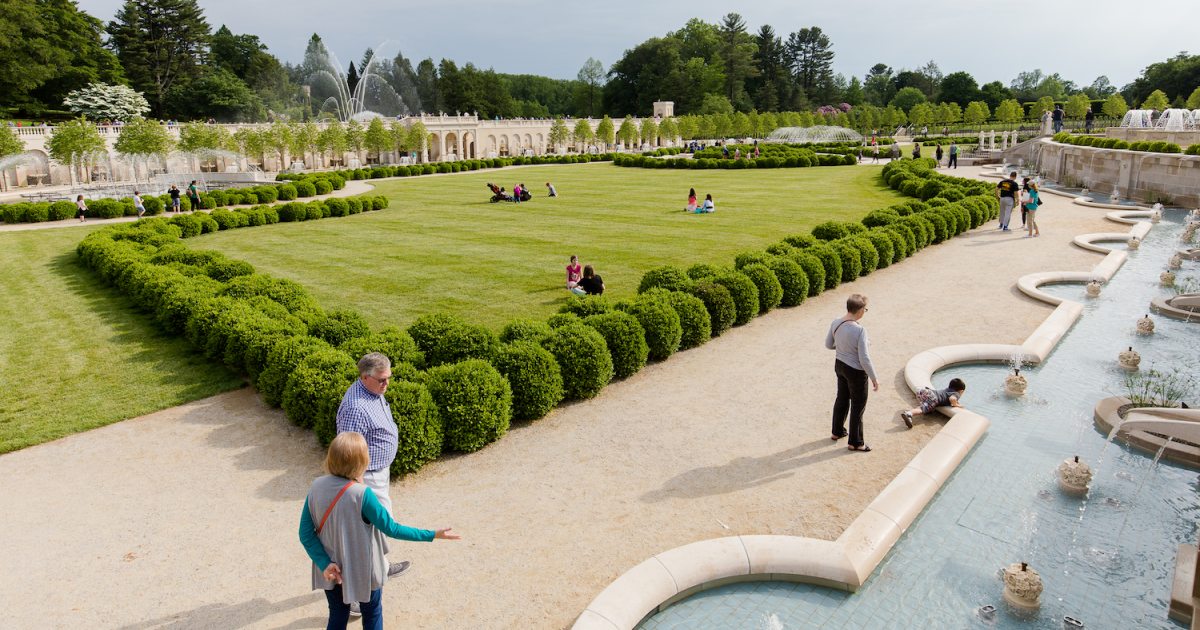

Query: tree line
[1,2,1198,123]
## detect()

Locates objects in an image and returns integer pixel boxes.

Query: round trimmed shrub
[170,214,203,238]
[259,335,336,407]
[424,359,512,452]
[862,208,901,228]
[325,198,349,217]
[924,211,950,243]
[766,257,809,307]
[865,231,896,268]
[277,202,306,222]
[221,274,323,324]
[23,203,49,222]
[660,290,711,350]
[689,281,736,337]
[584,311,649,379]
[831,241,862,282]
[811,221,850,241]
[492,341,564,421]
[782,233,819,249]
[638,265,693,293]
[733,250,772,269]
[295,180,317,197]
[559,295,611,318]
[686,263,724,280]
[500,318,555,344]
[338,326,425,369]
[51,200,78,220]
[540,323,613,399]
[739,264,783,313]
[713,271,759,326]
[346,197,362,214]
[282,347,356,429]
[366,381,444,474]
[408,313,499,366]
[623,292,682,361]
[808,245,842,290]
[197,214,219,234]
[314,179,333,195]
[309,309,371,347]
[206,258,255,282]
[847,236,880,275]
[787,251,825,297]
[277,183,298,201]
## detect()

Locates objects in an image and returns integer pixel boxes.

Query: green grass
[190,163,904,328]
[0,227,245,454]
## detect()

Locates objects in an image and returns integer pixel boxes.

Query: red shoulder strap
[315,481,356,536]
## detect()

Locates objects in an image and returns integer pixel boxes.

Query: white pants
[363,468,393,555]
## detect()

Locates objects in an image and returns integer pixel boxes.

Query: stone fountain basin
[1151,293,1200,321]
[1094,396,1200,468]
[1180,249,1200,262]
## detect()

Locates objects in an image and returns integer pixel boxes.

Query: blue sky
[76,0,1199,88]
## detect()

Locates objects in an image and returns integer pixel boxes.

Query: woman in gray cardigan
[299,432,459,629]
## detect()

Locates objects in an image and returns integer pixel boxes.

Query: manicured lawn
[191,163,903,328]
[0,227,245,454]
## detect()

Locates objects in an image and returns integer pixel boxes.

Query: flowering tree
[63,83,150,121]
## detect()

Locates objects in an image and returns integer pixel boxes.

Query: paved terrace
[0,167,1121,628]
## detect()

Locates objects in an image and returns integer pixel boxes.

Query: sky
[75,0,1200,90]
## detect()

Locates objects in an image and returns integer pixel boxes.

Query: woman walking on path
[74,195,87,222]
[1023,183,1042,238]
[824,294,879,452]
[299,432,459,630]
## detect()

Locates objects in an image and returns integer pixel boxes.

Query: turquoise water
[640,211,1199,629]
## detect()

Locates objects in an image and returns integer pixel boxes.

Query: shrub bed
[583,311,649,379]
[424,359,512,453]
[492,341,564,421]
[541,323,613,399]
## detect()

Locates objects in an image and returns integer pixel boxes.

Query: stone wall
[1104,128,1200,147]
[1008,139,1200,207]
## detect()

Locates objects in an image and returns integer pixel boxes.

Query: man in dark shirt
[577,265,604,295]
[996,172,1019,231]
[1085,109,1095,133]
[1052,105,1064,133]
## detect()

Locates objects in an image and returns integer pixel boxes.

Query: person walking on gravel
[335,353,413,614]
[825,294,879,452]
[996,171,1019,231]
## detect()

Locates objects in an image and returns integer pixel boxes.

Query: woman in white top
[74,195,87,222]
[696,194,715,213]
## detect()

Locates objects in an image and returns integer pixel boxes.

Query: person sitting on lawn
[565,255,582,291]
[695,194,715,214]
[685,188,697,212]
[900,378,966,428]
[546,182,557,197]
[570,265,604,296]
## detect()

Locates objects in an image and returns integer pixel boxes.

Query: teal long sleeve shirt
[298,486,436,570]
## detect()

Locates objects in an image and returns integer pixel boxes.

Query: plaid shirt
[335,379,397,472]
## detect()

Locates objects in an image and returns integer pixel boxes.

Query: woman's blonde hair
[325,432,370,480]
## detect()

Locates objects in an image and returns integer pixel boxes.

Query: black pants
[948,154,957,169]
[832,360,869,447]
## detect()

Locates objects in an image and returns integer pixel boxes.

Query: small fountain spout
[1058,456,1093,495]
[1003,561,1043,610]
[1118,347,1141,370]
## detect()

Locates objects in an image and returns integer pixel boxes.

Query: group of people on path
[685,188,715,213]
[167,181,202,213]
[825,293,966,452]
[995,171,1042,237]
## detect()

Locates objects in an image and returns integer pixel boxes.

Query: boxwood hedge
[492,341,564,421]
[583,310,649,379]
[424,359,512,453]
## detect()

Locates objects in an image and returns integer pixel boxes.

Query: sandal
[831,432,848,441]
[848,445,872,452]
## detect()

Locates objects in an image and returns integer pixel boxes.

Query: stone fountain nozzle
[1074,455,1079,463]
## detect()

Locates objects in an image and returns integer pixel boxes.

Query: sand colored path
[0,180,376,233]
[0,167,1119,629]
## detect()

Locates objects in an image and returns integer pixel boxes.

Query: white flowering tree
[63,83,151,122]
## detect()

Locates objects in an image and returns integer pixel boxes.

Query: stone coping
[1151,294,1200,322]
[571,195,1156,630]
[1093,396,1200,469]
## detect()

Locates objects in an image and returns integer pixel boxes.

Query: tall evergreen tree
[749,24,787,111]
[107,0,211,117]
[346,61,360,96]
[718,13,756,110]
[415,59,440,114]
[785,27,834,102]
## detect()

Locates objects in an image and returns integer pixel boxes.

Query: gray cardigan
[306,475,388,603]
[825,317,878,381]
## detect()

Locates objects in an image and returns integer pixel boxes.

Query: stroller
[487,183,511,203]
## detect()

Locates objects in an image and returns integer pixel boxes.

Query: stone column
[438,134,446,162]
[456,131,464,160]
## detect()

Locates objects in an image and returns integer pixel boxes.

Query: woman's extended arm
[360,488,437,542]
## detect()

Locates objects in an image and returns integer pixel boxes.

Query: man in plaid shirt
[335,352,411,601]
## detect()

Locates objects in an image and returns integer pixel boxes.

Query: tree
[596,115,615,148]
[659,117,679,144]
[415,58,440,113]
[46,118,105,185]
[1123,52,1200,106]
[843,77,865,106]
[640,118,659,146]
[572,118,594,150]
[209,25,299,120]
[936,102,962,125]
[889,87,926,113]
[1033,96,1056,115]
[167,68,264,122]
[718,13,757,108]
[364,117,390,161]
[616,116,638,147]
[345,119,365,162]
[963,101,990,124]
[1064,93,1092,119]
[908,103,934,128]
[1102,93,1129,118]
[749,24,788,111]
[1142,89,1170,110]
[234,127,267,165]
[346,61,360,97]
[548,117,569,150]
[1085,76,1116,99]
[995,99,1024,123]
[114,117,173,181]
[698,93,734,115]
[576,57,605,118]
[1009,69,1045,102]
[107,0,212,117]
[863,63,895,106]
[786,27,834,98]
[291,122,319,168]
[317,120,347,167]
[62,83,150,121]
[1188,87,1200,109]
[937,71,980,106]
[406,121,428,159]
[979,81,1011,112]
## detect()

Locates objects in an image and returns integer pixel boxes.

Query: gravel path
[0,167,1121,628]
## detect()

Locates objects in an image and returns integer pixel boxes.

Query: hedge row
[275,153,616,184]
[1051,132,1191,154]
[614,151,856,169]
[1,176,347,225]
[75,156,992,478]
